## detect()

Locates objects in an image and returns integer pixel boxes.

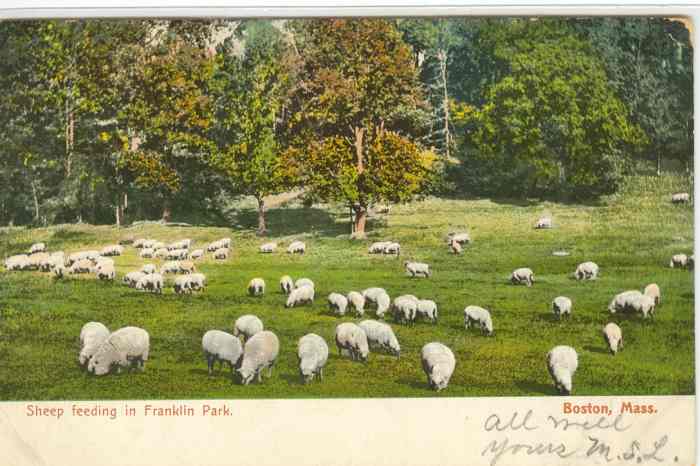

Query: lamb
[358,320,400,357]
[328,293,349,316]
[447,232,470,245]
[135,273,163,294]
[29,242,46,254]
[189,249,204,260]
[100,245,124,257]
[546,345,578,395]
[511,267,534,286]
[298,334,329,383]
[69,259,95,274]
[295,278,314,289]
[286,285,315,308]
[87,326,150,376]
[233,314,264,342]
[141,263,156,275]
[139,248,155,259]
[449,240,462,255]
[248,278,265,297]
[534,217,553,229]
[96,263,116,281]
[280,275,294,295]
[335,323,369,362]
[287,241,306,254]
[179,260,196,274]
[463,305,494,336]
[644,283,661,305]
[237,331,280,385]
[259,242,277,253]
[393,295,418,325]
[213,248,229,260]
[368,242,390,254]
[552,296,572,320]
[4,254,30,271]
[347,291,366,316]
[671,192,690,204]
[405,261,431,278]
[188,273,207,291]
[160,261,181,275]
[421,342,456,391]
[670,254,689,268]
[574,261,599,280]
[383,242,401,255]
[608,290,644,314]
[78,322,110,366]
[602,323,623,355]
[202,330,243,376]
[166,248,189,260]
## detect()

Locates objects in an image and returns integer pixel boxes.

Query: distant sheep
[335,323,369,362]
[347,291,366,316]
[4,254,30,271]
[213,248,230,260]
[100,245,124,257]
[670,254,689,269]
[286,285,315,308]
[79,322,110,366]
[368,242,390,254]
[67,250,99,266]
[69,259,94,275]
[189,249,204,260]
[280,275,294,295]
[328,293,349,316]
[133,239,147,249]
[629,294,656,319]
[392,295,418,325]
[449,240,462,255]
[602,323,623,355]
[207,238,231,252]
[259,242,277,253]
[643,283,661,305]
[154,248,169,259]
[161,261,181,275]
[248,278,265,297]
[168,239,191,250]
[421,342,455,391]
[359,320,400,357]
[447,232,470,245]
[362,287,391,319]
[202,330,243,376]
[575,261,599,280]
[233,315,264,342]
[547,345,578,395]
[552,296,572,320]
[173,275,194,295]
[671,192,690,204]
[405,261,431,278]
[608,290,643,314]
[188,273,207,291]
[237,331,280,385]
[166,249,189,260]
[87,326,150,376]
[534,217,552,229]
[179,260,196,274]
[464,305,493,336]
[416,299,438,324]
[287,241,306,254]
[123,271,145,288]
[135,273,163,294]
[511,267,534,286]
[139,248,155,259]
[141,264,156,275]
[29,242,47,254]
[383,242,401,255]
[298,333,329,383]
[295,278,314,289]
[96,264,116,281]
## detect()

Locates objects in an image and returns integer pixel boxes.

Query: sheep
[405,261,431,278]
[154,248,169,259]
[449,240,462,255]
[167,249,189,260]
[280,275,294,294]
[368,241,390,254]
[78,322,110,366]
[392,295,418,325]
[173,275,193,294]
[135,273,163,294]
[25,252,49,270]
[29,242,46,254]
[347,291,366,316]
[546,345,578,395]
[248,278,265,297]
[133,239,147,249]
[141,263,156,275]
[552,296,572,320]
[100,245,124,257]
[123,271,145,288]
[287,241,306,254]
[189,249,205,260]
[237,331,280,385]
[608,290,644,314]
[298,333,329,383]
[575,261,599,280]
[161,261,181,275]
[602,323,623,355]
[383,242,401,255]
[463,305,494,336]
[179,260,196,274]
[286,285,315,308]
[139,248,155,259]
[534,217,553,229]
[69,259,95,275]
[643,283,661,306]
[53,264,66,278]
[39,254,56,272]
[358,320,400,357]
[416,299,438,323]
[362,287,391,318]
[87,326,150,376]
[295,278,314,289]
[671,192,690,204]
[670,254,689,268]
[142,239,157,249]
[511,267,534,286]
[168,239,191,250]
[259,242,277,253]
[95,257,114,271]
[213,248,229,260]
[202,330,243,377]
[4,254,30,271]
[447,232,470,245]
[629,294,656,319]
[233,314,264,342]
[421,342,456,391]
[206,237,231,252]
[328,293,349,316]
[118,237,134,246]
[335,323,369,362]
[96,264,116,281]
[181,273,206,292]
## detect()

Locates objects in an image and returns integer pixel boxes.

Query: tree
[283,19,434,236]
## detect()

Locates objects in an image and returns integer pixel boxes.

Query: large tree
[283,19,434,236]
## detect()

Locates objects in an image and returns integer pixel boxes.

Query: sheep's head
[429,366,448,391]
[554,368,572,395]
[237,367,255,385]
[87,356,111,376]
[299,360,316,384]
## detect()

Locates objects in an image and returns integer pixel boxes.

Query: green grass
[0,174,694,400]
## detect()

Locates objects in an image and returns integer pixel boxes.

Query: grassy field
[0,175,694,400]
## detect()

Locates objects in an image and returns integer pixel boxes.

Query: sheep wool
[286,285,315,308]
[608,290,643,314]
[189,273,206,291]
[237,331,280,385]
[79,322,110,366]
[189,249,205,260]
[213,248,230,260]
[69,259,94,274]
[280,275,294,295]
[511,267,534,286]
[96,264,116,281]
[298,333,329,383]
[29,242,47,254]
[416,299,438,323]
[88,327,150,376]
[100,245,124,257]
[552,296,572,319]
[547,345,578,395]
[161,261,181,275]
[347,291,366,316]
[670,254,689,269]
[671,192,690,204]
[392,295,418,325]
[447,232,471,244]
[421,342,456,391]
[383,242,401,255]
[287,241,306,254]
[136,273,163,294]
[449,240,462,254]
[335,323,369,362]
[368,242,390,254]
[602,323,623,355]
[248,278,265,297]
[123,271,145,288]
[174,275,193,295]
[404,261,431,278]
[141,264,156,275]
[534,217,552,229]
[358,320,400,357]
[179,260,196,274]
[643,283,661,305]
[202,330,244,376]
[259,242,277,253]
[233,315,264,342]
[464,305,494,336]
[328,293,349,316]
[574,261,599,280]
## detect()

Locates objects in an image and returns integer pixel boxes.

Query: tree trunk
[31,180,40,222]
[162,201,172,223]
[352,126,367,237]
[256,197,267,236]
[353,205,367,237]
[115,204,121,228]
[438,49,451,159]
[657,151,662,176]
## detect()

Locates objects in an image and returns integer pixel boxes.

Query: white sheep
[280,275,294,295]
[552,296,572,320]
[213,247,229,260]
[139,248,155,259]
[189,249,205,260]
[511,267,534,286]
[168,239,191,250]
[449,240,462,255]
[447,232,470,245]
[173,275,193,294]
[154,248,169,259]
[383,242,401,255]
[100,245,124,257]
[286,285,315,308]
[670,254,689,268]
[96,264,116,281]
[29,242,47,254]
[335,323,369,362]
[237,331,280,385]
[416,299,438,324]
[421,342,456,391]
[78,322,110,366]
[644,283,661,305]
[135,273,163,294]
[547,345,578,395]
[87,327,150,375]
[574,261,599,280]
[133,239,146,249]
[69,259,94,274]
[202,330,243,376]
[188,273,207,291]
[392,295,418,325]
[179,260,196,274]
[26,252,49,270]
[206,239,225,252]
[4,254,30,271]
[347,291,366,316]
[95,257,114,270]
[608,290,643,314]
[259,242,277,253]
[295,278,314,289]
[161,261,181,275]
[405,261,430,278]
[368,241,390,254]
[358,320,400,357]
[247,278,265,297]
[328,293,349,316]
[298,333,329,383]
[362,287,391,318]
[142,239,157,249]
[671,192,690,204]
[233,315,264,342]
[602,323,623,355]
[167,248,189,260]
[629,293,656,318]
[123,271,145,288]
[53,264,66,278]
[287,241,306,254]
[463,305,494,336]
[141,263,156,275]
[534,217,552,229]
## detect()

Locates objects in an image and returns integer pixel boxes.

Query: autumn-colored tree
[283,19,434,236]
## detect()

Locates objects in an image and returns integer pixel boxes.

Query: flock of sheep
[2,191,693,394]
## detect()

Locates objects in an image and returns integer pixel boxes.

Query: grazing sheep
[416,299,438,324]
[546,345,578,395]
[78,322,110,366]
[347,291,366,316]
[287,241,306,254]
[511,267,534,286]
[139,248,155,259]
[670,254,689,269]
[166,249,189,260]
[213,248,229,260]
[644,283,661,305]
[202,330,243,377]
[629,294,656,319]
[179,260,196,274]
[362,287,391,319]
[449,240,462,255]
[552,296,572,320]
[173,275,194,295]
[464,305,494,336]
[135,273,163,294]
[574,261,599,280]
[53,264,66,278]
[95,257,114,270]
[447,232,471,245]
[141,263,156,275]
[206,238,231,252]
[237,331,280,385]
[4,254,30,271]
[383,242,401,255]
[602,323,623,355]
[123,271,145,288]
[67,251,92,266]
[259,242,277,253]
[358,320,400,357]
[118,237,134,246]
[335,323,369,362]
[421,342,456,391]
[534,217,553,229]
[188,273,207,291]
[298,334,329,383]
[295,278,314,289]
[189,249,204,260]
[405,261,431,278]
[286,285,315,308]
[133,239,147,249]
[69,259,95,275]
[87,326,150,376]
[393,295,418,325]
[248,278,265,297]
[280,275,294,295]
[161,261,181,275]
[328,293,349,316]
[40,252,65,272]
[29,242,47,254]
[154,248,169,259]
[26,252,49,270]
[608,290,644,314]
[142,239,157,249]
[168,239,191,250]
[233,315,264,342]
[368,242,390,254]
[96,264,116,281]
[100,245,124,257]
[671,192,690,204]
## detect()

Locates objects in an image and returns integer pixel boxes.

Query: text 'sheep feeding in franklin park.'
[24,402,235,419]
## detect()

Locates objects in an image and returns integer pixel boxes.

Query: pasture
[0,174,694,400]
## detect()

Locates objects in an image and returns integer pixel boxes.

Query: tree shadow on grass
[189,367,235,382]
[397,377,430,391]
[51,229,94,241]
[515,381,556,395]
[281,373,303,386]
[583,345,609,355]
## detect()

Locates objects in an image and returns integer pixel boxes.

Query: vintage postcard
[0,3,696,465]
